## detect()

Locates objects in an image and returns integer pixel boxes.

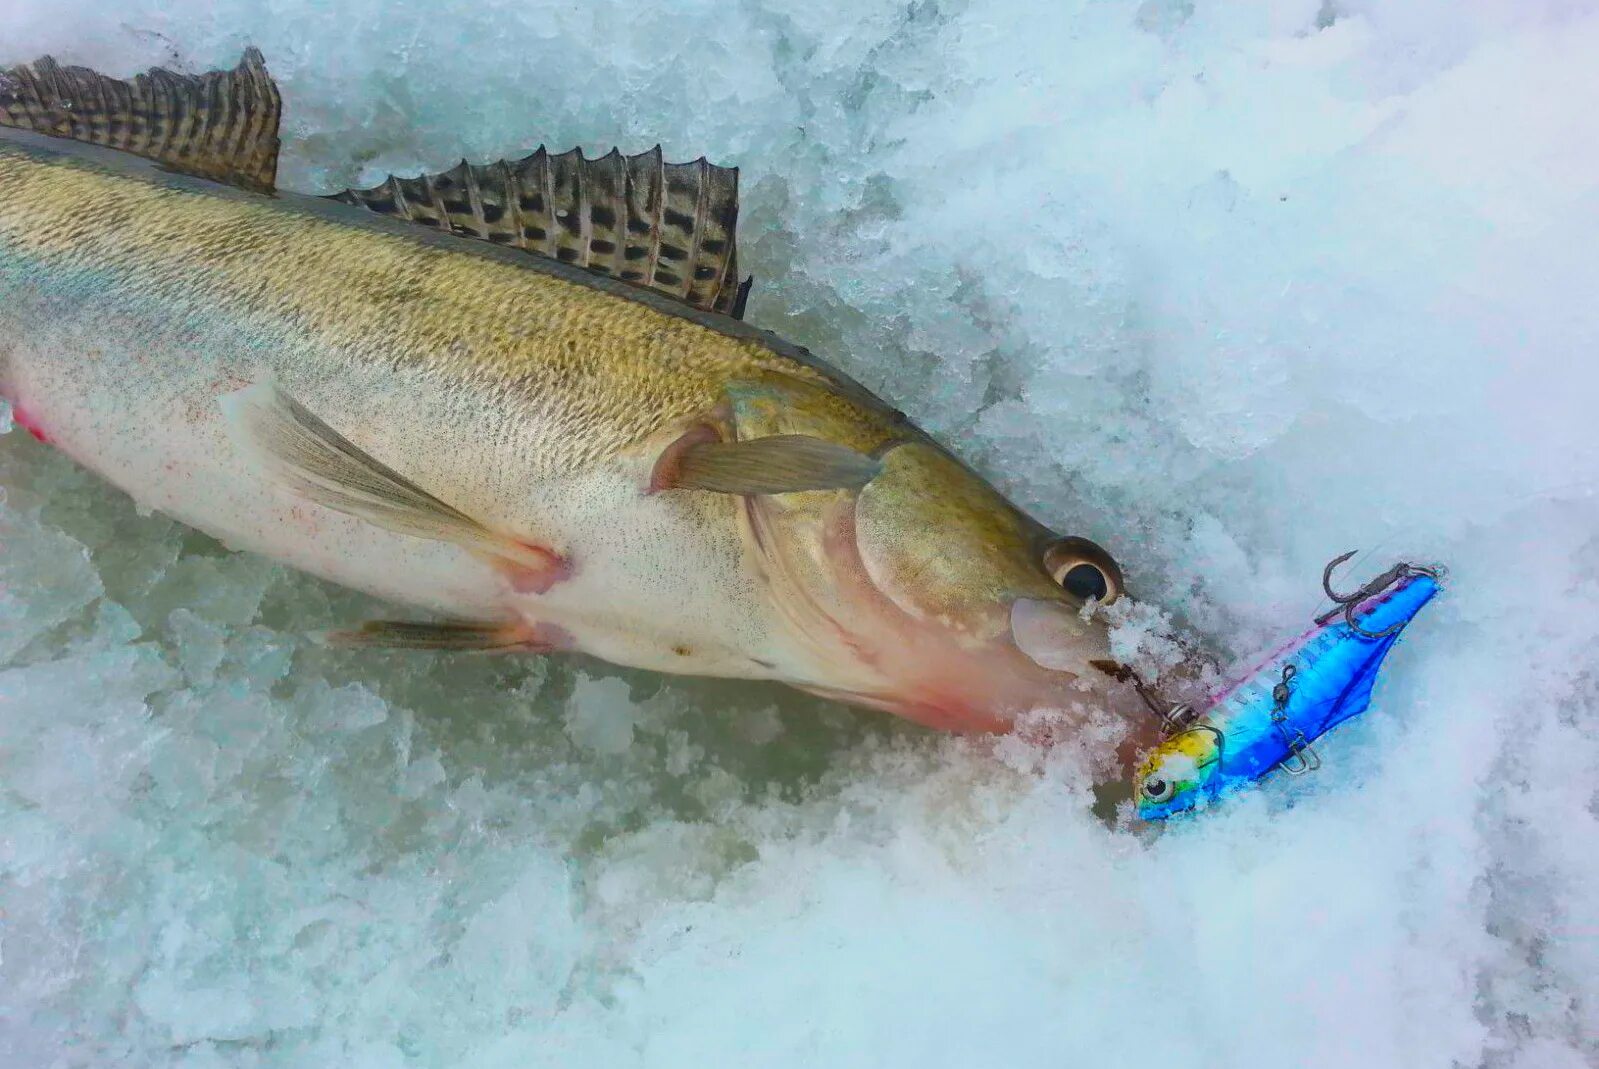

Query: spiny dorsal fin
[0,48,281,193]
[331,145,753,318]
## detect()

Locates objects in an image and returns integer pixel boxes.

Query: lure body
[1135,570,1440,820]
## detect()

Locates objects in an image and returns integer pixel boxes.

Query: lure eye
[1044,536,1123,605]
[1142,777,1174,802]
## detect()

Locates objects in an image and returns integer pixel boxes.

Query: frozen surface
[3,2,1597,1066]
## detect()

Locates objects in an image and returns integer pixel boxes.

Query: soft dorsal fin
[0,48,280,193]
[331,145,753,318]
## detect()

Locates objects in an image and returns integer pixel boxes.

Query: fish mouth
[1134,725,1224,819]
[1008,596,1094,672]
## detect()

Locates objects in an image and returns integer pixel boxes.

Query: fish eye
[1142,776,1173,802]
[1060,563,1108,602]
[1044,536,1123,604]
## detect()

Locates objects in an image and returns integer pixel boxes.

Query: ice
[564,675,642,756]
[3,2,1597,1066]
[0,505,102,661]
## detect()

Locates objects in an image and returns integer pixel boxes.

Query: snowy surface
[3,2,1597,1066]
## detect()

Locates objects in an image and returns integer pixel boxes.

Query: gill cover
[854,443,1060,642]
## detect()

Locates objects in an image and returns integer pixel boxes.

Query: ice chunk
[0,506,103,662]
[564,674,640,755]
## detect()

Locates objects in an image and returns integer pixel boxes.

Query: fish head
[766,436,1155,742]
[1133,725,1224,819]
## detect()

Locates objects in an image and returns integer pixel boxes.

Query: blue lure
[1134,558,1441,821]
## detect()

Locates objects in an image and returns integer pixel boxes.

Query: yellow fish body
[0,51,1161,758]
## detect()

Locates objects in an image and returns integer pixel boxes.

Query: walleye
[0,49,1175,767]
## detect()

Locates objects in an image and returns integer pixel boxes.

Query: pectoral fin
[656,433,882,495]
[220,382,563,581]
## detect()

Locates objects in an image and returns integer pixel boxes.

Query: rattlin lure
[1135,557,1442,821]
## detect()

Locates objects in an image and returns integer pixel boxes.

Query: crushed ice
[2,2,1596,1066]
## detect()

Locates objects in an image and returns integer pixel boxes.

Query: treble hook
[1317,552,1439,639]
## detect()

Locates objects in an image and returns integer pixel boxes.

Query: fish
[1134,561,1441,820]
[0,49,1185,770]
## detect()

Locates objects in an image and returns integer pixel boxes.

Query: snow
[3,1,1597,1066]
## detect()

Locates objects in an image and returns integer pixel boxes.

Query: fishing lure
[1134,555,1442,821]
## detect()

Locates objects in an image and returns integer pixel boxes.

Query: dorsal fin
[0,48,281,193]
[331,145,753,318]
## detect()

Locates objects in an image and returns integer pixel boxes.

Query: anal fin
[328,619,536,652]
